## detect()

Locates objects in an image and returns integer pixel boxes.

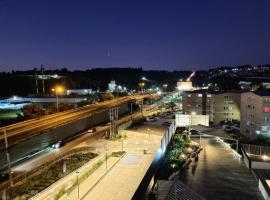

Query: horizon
[1,63,268,73]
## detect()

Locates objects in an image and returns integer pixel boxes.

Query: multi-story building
[182,90,241,123]
[211,91,241,123]
[182,90,212,116]
[240,91,270,139]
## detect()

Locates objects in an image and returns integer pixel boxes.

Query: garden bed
[157,133,200,179]
[9,152,97,200]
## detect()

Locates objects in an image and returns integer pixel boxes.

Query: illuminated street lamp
[163,83,168,92]
[138,82,145,93]
[51,86,64,112]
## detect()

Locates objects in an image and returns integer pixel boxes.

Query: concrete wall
[251,161,270,170]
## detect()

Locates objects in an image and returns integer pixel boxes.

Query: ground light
[262,155,268,161]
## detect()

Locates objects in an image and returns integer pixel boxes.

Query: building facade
[240,91,270,139]
[211,91,241,123]
[182,90,212,116]
[182,90,241,123]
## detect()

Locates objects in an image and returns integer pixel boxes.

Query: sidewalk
[78,129,165,200]
[63,156,120,200]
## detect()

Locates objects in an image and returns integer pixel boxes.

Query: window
[198,94,202,97]
[264,98,270,103]
[188,94,191,97]
[207,94,212,97]
[263,106,270,113]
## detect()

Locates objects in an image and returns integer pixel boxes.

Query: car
[224,126,234,132]
[52,141,63,149]
[88,128,96,133]
[146,117,156,122]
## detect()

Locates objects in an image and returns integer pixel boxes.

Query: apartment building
[240,91,270,139]
[182,90,212,116]
[182,90,241,123]
[211,91,241,123]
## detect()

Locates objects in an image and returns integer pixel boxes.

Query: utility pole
[41,65,45,94]
[109,107,119,138]
[130,101,133,120]
[35,71,39,95]
[4,128,13,187]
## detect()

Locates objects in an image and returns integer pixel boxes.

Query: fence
[242,143,270,157]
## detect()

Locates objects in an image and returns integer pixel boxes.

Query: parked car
[223,126,234,132]
[146,117,156,122]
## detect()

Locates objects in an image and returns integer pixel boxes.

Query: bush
[21,104,46,119]
[111,151,125,157]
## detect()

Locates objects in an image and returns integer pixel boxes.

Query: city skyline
[0,0,270,71]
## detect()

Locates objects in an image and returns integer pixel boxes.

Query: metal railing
[242,143,270,156]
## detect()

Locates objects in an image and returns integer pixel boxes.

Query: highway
[0,94,149,148]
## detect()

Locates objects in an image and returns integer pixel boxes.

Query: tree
[165,101,177,111]
[47,102,75,114]
[21,104,46,119]
[99,92,114,101]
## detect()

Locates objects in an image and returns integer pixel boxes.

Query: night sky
[0,0,270,71]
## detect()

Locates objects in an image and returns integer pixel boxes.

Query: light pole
[139,82,145,93]
[163,83,168,93]
[75,171,79,199]
[3,128,13,187]
[104,142,108,171]
[51,86,63,112]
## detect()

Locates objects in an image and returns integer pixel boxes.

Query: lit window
[188,94,191,97]
[207,94,211,97]
[263,106,270,113]
[198,94,202,97]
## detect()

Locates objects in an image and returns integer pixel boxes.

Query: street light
[3,128,13,188]
[163,83,168,91]
[75,171,79,199]
[139,82,145,93]
[104,142,108,171]
[51,86,64,112]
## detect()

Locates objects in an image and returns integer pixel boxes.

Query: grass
[111,151,125,157]
[54,187,66,200]
[107,133,127,141]
[0,109,22,119]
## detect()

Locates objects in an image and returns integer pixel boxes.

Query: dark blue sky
[0,0,270,71]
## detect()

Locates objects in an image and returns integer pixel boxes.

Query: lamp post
[163,83,168,92]
[139,82,145,93]
[104,142,108,171]
[3,128,13,188]
[51,86,63,112]
[75,171,79,199]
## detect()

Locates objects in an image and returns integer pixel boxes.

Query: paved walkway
[63,156,120,200]
[179,137,263,200]
[64,130,164,200]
